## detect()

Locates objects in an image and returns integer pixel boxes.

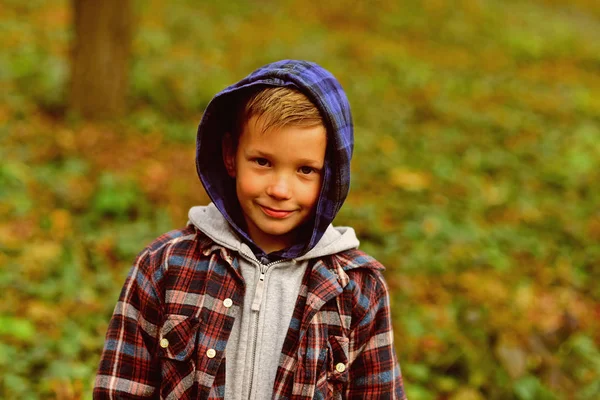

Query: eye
[254,158,270,167]
[299,166,315,175]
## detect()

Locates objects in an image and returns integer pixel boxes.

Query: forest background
[1,0,599,399]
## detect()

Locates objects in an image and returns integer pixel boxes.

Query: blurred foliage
[1,0,599,398]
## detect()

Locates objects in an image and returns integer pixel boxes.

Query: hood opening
[196,60,353,261]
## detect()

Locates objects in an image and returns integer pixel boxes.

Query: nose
[266,174,292,200]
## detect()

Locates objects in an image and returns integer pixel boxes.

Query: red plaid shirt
[94,225,406,399]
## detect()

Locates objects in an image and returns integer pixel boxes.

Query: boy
[94,60,406,399]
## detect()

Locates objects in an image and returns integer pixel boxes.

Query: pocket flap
[159,315,201,361]
[327,335,349,383]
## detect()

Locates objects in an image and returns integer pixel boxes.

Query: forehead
[239,116,327,159]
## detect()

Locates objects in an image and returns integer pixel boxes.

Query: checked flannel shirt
[94,224,406,399]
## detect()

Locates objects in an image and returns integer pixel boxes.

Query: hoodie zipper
[247,258,285,400]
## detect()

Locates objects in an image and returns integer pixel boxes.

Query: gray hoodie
[188,204,359,399]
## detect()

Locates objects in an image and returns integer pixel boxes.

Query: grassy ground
[1,0,599,398]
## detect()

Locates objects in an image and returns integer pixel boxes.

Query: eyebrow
[295,158,323,167]
[245,149,273,158]
[246,149,323,166]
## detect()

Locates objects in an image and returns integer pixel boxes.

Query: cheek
[236,173,262,199]
[300,181,322,208]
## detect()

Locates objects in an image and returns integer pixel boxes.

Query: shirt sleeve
[345,275,407,400]
[94,249,163,399]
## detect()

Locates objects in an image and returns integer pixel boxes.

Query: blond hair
[234,87,324,138]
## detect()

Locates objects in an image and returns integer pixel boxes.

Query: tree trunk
[70,0,133,119]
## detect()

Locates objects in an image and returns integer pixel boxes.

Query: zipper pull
[251,270,265,311]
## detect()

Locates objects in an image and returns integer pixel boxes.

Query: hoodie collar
[188,203,359,262]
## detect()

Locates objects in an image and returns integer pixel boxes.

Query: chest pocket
[327,335,349,382]
[325,280,352,398]
[159,312,229,394]
[159,315,201,361]
[157,315,201,398]
[325,334,349,399]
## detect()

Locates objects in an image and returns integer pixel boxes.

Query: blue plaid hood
[195,60,353,260]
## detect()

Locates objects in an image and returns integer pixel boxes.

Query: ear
[222,132,236,178]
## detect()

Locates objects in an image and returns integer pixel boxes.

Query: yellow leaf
[390,168,431,191]
[50,209,72,240]
[421,216,440,236]
[450,387,485,400]
[495,333,527,379]
[377,135,397,155]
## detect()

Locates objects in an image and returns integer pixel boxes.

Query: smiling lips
[259,205,295,219]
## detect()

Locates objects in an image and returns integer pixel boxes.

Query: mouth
[259,205,295,219]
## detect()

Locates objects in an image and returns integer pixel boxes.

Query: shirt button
[335,363,346,373]
[260,256,269,264]
[223,298,233,308]
[206,348,216,358]
[159,338,169,348]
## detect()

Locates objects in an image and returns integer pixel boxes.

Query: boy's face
[223,116,327,254]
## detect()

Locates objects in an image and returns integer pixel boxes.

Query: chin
[260,225,296,237]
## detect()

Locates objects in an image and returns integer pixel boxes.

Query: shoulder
[141,224,214,259]
[133,224,212,281]
[329,249,390,323]
[332,248,387,288]
[144,224,206,254]
[333,248,385,272]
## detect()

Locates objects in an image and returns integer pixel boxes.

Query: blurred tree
[69,0,134,119]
